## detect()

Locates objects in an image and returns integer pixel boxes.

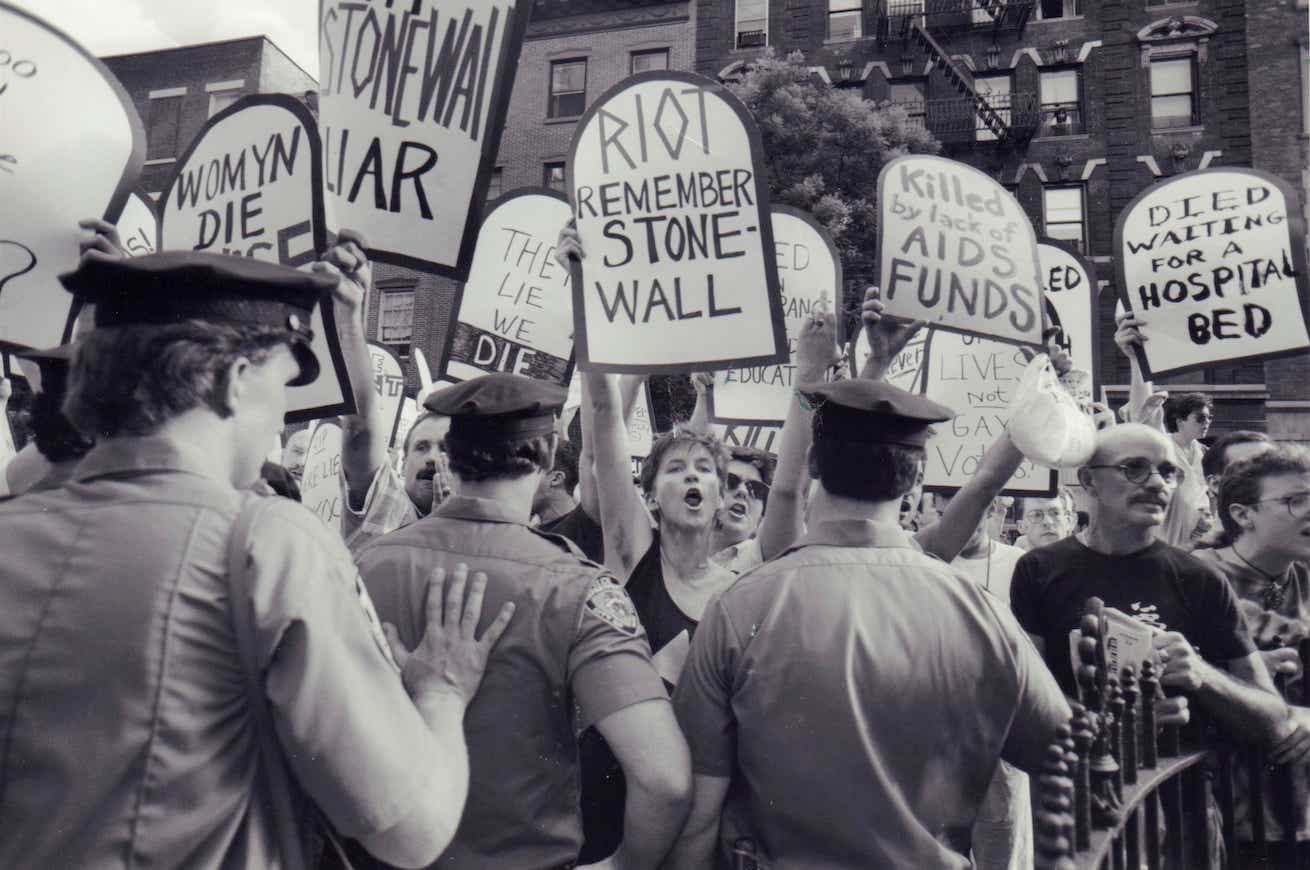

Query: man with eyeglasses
[1015,490,1076,551]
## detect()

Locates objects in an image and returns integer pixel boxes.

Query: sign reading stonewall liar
[710,205,841,425]
[568,71,788,373]
[1115,167,1310,378]
[441,189,575,384]
[159,95,354,424]
[318,0,530,279]
[878,154,1045,348]
[0,1,145,349]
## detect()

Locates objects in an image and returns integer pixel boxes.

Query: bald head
[1079,423,1179,529]
[1087,423,1174,467]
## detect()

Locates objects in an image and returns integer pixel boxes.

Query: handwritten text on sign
[710,421,782,456]
[712,206,840,423]
[319,0,524,276]
[301,420,344,528]
[368,342,406,446]
[921,330,1054,495]
[879,154,1044,347]
[446,191,574,383]
[569,72,786,372]
[1116,168,1310,377]
[117,190,157,257]
[1038,241,1096,388]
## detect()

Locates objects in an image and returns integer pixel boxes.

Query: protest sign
[440,189,575,383]
[318,0,529,279]
[850,327,929,394]
[368,342,407,446]
[1038,238,1099,398]
[300,419,344,528]
[159,95,353,424]
[709,205,841,424]
[394,395,420,451]
[628,382,655,477]
[568,70,788,373]
[0,2,145,350]
[117,189,158,257]
[919,329,1056,496]
[877,154,1045,347]
[709,421,783,456]
[1114,167,1310,378]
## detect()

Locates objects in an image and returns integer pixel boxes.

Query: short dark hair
[65,321,290,439]
[445,431,554,482]
[1215,447,1310,546]
[727,445,775,487]
[403,411,446,454]
[638,427,730,495]
[809,435,923,502]
[1202,429,1271,479]
[31,389,94,463]
[550,438,581,492]
[1163,392,1213,433]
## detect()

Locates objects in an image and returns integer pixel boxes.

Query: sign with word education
[567,70,788,373]
[877,154,1045,348]
[159,95,354,424]
[0,2,145,350]
[1038,238,1099,397]
[440,188,574,384]
[117,188,158,257]
[318,0,530,279]
[1115,167,1310,378]
[710,205,841,425]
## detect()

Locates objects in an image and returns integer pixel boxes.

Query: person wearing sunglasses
[710,446,775,574]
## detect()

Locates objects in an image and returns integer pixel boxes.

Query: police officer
[355,373,691,870]
[5,344,93,494]
[668,379,1071,869]
[0,251,511,869]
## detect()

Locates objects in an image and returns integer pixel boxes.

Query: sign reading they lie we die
[567,70,788,374]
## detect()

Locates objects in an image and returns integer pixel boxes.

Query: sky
[13,0,320,76]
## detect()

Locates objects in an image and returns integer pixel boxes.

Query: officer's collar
[434,493,532,526]
[73,436,226,485]
[794,518,923,551]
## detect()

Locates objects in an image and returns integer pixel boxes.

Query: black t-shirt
[625,532,700,658]
[540,504,605,565]
[1011,536,1255,695]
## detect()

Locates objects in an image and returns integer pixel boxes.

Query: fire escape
[874,1,1039,148]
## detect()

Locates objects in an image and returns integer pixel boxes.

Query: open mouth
[727,502,748,519]
[416,466,436,482]
[684,487,703,509]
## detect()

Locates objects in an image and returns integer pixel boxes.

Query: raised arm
[916,431,1025,562]
[1115,313,1166,430]
[686,373,713,434]
[575,377,601,521]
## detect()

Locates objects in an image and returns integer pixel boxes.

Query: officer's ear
[219,356,252,418]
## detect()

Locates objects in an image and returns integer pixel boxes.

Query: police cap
[58,252,333,386]
[800,379,954,448]
[426,373,567,441]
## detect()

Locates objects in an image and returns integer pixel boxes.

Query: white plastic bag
[1008,354,1097,469]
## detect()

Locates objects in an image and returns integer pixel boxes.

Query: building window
[207,90,241,118]
[1039,67,1082,136]
[548,59,586,119]
[543,161,567,192]
[1043,186,1086,253]
[975,72,1012,142]
[379,288,415,358]
[888,79,926,128]
[1035,0,1082,19]
[1150,56,1198,129]
[630,48,670,75]
[735,0,768,49]
[486,166,504,201]
[146,93,184,161]
[827,0,863,41]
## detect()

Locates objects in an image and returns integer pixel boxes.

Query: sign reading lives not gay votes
[567,70,788,373]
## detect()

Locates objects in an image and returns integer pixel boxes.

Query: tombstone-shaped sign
[710,205,841,425]
[920,329,1056,496]
[159,95,354,424]
[628,382,655,477]
[300,419,344,529]
[368,342,407,446]
[318,0,530,279]
[117,189,158,257]
[567,70,788,373]
[1038,238,1099,398]
[441,189,574,384]
[0,2,145,349]
[1114,167,1310,378]
[877,154,1045,347]
[849,326,930,394]
[709,421,783,456]
[393,395,420,452]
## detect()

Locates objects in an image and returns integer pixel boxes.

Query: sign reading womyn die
[878,154,1045,347]
[710,205,841,425]
[318,0,530,279]
[441,189,575,384]
[1115,167,1310,378]
[159,95,354,423]
[568,70,788,373]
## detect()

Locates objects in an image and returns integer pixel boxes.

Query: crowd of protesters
[0,219,1307,870]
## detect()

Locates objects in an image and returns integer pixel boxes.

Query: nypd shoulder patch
[584,574,640,636]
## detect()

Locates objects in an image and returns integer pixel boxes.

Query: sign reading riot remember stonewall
[318,0,530,279]
[441,189,575,384]
[1115,167,1310,378]
[1038,239,1099,396]
[0,2,144,349]
[878,154,1045,347]
[567,71,788,373]
[117,189,159,257]
[710,205,841,424]
[160,95,354,424]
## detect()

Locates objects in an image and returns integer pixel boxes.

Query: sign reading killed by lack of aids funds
[0,2,145,350]
[878,154,1045,348]
[1115,167,1310,378]
[318,0,530,279]
[441,189,575,384]
[568,71,789,373]
[1038,239,1099,399]
[710,205,841,425]
[159,95,354,423]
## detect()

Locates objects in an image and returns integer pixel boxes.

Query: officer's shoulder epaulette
[526,525,600,567]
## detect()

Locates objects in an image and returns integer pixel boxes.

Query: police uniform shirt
[673,519,1071,870]
[354,494,667,869]
[0,437,436,869]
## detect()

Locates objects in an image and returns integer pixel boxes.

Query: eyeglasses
[1249,492,1310,519]
[727,473,770,501]
[1024,509,1066,523]
[1086,459,1183,485]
